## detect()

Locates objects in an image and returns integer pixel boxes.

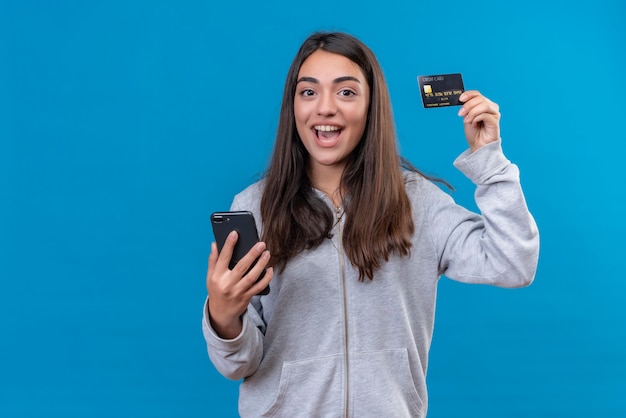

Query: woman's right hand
[206,231,273,339]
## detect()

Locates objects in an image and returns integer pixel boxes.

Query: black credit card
[417,73,464,108]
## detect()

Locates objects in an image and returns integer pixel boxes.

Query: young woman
[203,31,539,418]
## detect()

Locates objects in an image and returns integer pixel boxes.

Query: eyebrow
[297,76,361,84]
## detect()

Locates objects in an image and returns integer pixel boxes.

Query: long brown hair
[260,32,431,280]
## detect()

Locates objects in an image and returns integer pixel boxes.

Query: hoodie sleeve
[423,140,539,287]
[202,299,265,380]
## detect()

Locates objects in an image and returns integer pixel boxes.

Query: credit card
[417,73,464,108]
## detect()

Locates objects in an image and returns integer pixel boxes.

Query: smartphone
[210,211,270,295]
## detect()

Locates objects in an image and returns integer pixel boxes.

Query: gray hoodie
[202,140,539,417]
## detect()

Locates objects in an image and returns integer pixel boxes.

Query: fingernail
[255,242,265,252]
[228,231,238,240]
[262,251,270,260]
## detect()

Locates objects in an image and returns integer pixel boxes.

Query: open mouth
[313,125,342,140]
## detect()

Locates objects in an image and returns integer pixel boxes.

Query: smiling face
[294,49,370,185]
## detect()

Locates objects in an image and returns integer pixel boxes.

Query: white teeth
[314,125,341,132]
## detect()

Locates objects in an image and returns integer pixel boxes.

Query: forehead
[298,49,366,82]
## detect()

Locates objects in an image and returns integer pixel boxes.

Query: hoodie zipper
[334,204,349,418]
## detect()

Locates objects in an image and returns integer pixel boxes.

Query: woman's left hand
[458,90,501,152]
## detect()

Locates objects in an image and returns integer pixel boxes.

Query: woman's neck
[308,165,344,208]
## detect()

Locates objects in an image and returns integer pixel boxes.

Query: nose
[316,92,337,116]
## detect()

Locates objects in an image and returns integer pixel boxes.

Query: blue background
[1,0,625,416]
